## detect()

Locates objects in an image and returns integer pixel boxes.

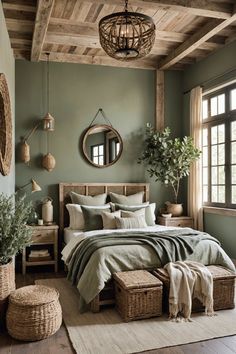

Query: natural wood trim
[2,2,36,13]
[81,0,232,19]
[155,70,164,131]
[40,52,157,70]
[203,207,236,217]
[31,0,54,62]
[158,11,236,70]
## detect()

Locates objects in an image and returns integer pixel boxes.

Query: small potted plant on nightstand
[138,125,201,216]
[0,193,32,327]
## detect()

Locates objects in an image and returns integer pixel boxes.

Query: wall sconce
[17,179,42,193]
[20,115,55,164]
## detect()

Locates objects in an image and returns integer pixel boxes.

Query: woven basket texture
[0,259,15,301]
[114,270,162,322]
[6,285,62,341]
[153,265,236,312]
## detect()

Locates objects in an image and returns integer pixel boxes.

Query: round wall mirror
[82,124,123,168]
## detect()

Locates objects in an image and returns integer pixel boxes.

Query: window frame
[202,83,236,209]
[91,143,105,166]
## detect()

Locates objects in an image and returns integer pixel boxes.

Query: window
[91,144,104,165]
[202,83,236,209]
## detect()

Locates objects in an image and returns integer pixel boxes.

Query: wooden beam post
[155,70,164,131]
[31,0,54,62]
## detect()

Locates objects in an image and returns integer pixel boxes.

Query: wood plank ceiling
[2,0,236,70]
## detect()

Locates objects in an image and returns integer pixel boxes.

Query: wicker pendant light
[42,53,56,172]
[99,0,155,61]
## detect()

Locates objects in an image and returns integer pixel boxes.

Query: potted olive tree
[138,125,201,216]
[0,193,32,327]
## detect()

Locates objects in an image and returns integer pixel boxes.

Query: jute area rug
[36,278,236,354]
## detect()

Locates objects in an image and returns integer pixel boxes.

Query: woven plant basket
[6,285,62,341]
[0,259,15,329]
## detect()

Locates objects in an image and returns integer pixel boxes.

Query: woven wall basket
[0,259,15,328]
[0,73,12,176]
[42,152,56,172]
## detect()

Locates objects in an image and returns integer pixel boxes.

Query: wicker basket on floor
[114,270,163,322]
[0,259,15,328]
[6,285,62,341]
[153,265,235,313]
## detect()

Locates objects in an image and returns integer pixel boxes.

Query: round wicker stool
[6,285,62,341]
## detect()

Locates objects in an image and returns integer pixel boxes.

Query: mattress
[64,227,84,244]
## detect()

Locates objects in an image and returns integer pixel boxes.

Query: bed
[59,182,235,312]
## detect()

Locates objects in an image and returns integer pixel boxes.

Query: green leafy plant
[138,125,201,203]
[0,193,33,265]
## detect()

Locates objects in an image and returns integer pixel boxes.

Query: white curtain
[188,86,203,230]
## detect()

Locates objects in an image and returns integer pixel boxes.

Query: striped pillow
[115,216,147,229]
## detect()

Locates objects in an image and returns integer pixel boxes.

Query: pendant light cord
[46,53,50,153]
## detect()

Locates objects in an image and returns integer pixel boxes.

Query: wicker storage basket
[0,259,15,328]
[153,265,235,313]
[6,285,62,341]
[114,270,163,322]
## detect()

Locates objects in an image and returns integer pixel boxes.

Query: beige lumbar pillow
[101,210,121,229]
[115,216,147,229]
[121,208,146,219]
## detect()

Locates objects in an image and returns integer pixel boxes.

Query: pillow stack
[66,191,156,231]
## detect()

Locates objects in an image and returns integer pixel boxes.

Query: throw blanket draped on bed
[164,261,214,321]
[66,229,219,310]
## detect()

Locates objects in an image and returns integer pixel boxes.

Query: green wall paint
[0,2,15,195]
[15,61,183,222]
[183,40,236,258]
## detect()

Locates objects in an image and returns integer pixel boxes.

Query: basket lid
[207,265,236,279]
[10,285,59,306]
[114,270,162,289]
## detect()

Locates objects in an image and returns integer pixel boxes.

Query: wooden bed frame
[59,182,150,312]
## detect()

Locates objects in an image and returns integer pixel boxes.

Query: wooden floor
[0,271,236,354]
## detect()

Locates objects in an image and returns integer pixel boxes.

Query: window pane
[211,186,217,202]
[202,100,208,119]
[203,167,208,184]
[218,166,225,184]
[99,145,104,154]
[211,167,217,184]
[211,126,217,144]
[211,145,217,165]
[93,156,98,164]
[232,165,236,184]
[116,142,120,154]
[211,97,217,116]
[218,124,225,143]
[232,186,236,204]
[218,94,225,114]
[202,128,208,146]
[231,121,236,141]
[93,146,98,156]
[232,142,236,164]
[230,89,236,110]
[218,186,225,203]
[99,157,104,165]
[218,144,225,164]
[203,146,208,167]
[203,186,208,203]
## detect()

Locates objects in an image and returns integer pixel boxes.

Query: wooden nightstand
[157,216,194,228]
[22,225,59,275]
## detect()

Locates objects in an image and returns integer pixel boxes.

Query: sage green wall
[15,60,183,221]
[0,2,15,195]
[183,40,236,258]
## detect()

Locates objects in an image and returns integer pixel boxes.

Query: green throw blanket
[66,228,220,310]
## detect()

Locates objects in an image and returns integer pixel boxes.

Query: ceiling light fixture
[99,0,156,61]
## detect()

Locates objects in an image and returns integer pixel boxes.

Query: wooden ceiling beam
[6,18,34,32]
[40,52,157,70]
[81,0,232,19]
[2,2,36,13]
[31,0,54,62]
[158,9,236,70]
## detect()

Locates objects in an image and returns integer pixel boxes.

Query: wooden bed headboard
[59,182,149,234]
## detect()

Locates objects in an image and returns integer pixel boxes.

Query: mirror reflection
[82,124,123,168]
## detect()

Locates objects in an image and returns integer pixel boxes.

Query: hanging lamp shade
[42,153,56,172]
[31,179,42,192]
[99,0,155,61]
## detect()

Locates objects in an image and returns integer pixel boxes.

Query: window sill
[203,206,236,217]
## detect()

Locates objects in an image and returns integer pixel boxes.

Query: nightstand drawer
[158,216,193,228]
[31,230,55,243]
[168,220,193,228]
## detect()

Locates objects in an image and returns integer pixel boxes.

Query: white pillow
[109,191,144,205]
[66,204,110,230]
[101,210,121,229]
[115,216,147,229]
[111,203,156,226]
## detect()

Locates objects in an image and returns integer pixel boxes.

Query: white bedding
[64,227,84,244]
